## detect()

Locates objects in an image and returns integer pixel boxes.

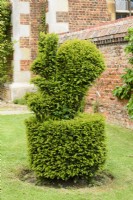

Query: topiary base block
[26,113,106,181]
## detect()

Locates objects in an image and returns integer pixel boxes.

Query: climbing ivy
[113,28,133,119]
[39,0,47,33]
[0,0,13,89]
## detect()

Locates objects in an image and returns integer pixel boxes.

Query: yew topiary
[26,33,106,181]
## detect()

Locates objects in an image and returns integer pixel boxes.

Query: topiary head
[55,39,106,118]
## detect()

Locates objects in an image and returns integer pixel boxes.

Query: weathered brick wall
[30,1,45,61]
[56,0,111,32]
[60,17,133,128]
[68,0,111,32]
[86,43,132,128]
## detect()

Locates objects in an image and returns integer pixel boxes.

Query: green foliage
[127,94,133,119]
[56,39,105,119]
[13,97,27,105]
[26,33,105,120]
[113,68,133,99]
[1,114,133,199]
[39,1,47,33]
[125,28,133,65]
[26,33,106,181]
[26,113,106,180]
[0,0,13,87]
[113,28,133,119]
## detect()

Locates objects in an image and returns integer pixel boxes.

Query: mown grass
[1,114,133,200]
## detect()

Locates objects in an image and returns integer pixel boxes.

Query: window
[115,0,133,19]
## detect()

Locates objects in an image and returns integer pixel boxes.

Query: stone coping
[59,16,133,45]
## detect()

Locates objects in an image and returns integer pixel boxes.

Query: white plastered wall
[46,0,69,33]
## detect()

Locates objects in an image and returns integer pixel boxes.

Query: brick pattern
[45,0,48,12]
[56,12,69,23]
[85,43,133,129]
[20,60,31,71]
[20,14,30,25]
[30,1,45,60]
[60,17,133,128]
[68,0,111,32]
[20,37,30,48]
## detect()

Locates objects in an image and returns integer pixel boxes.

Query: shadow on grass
[18,167,114,189]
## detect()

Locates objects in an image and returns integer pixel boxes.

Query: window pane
[116,13,129,19]
[131,0,133,10]
[116,0,128,10]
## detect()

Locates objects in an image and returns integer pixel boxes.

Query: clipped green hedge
[26,113,106,180]
[0,0,12,87]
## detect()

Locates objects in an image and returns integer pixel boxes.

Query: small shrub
[26,113,106,181]
[13,97,27,105]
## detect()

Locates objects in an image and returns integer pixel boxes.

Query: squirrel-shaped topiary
[26,33,107,181]
[26,33,105,120]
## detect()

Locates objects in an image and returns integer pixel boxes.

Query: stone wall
[60,17,133,128]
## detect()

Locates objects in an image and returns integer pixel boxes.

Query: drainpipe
[107,0,116,20]
[128,0,131,16]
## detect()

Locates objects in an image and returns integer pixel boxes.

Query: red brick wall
[68,0,111,32]
[30,1,45,61]
[85,43,133,128]
[60,17,133,128]
[56,0,111,32]
[56,12,69,23]
[20,37,30,48]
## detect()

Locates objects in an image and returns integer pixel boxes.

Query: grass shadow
[18,167,114,189]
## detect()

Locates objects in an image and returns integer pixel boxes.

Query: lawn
[1,114,133,200]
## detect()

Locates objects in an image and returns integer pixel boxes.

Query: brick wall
[60,17,133,128]
[30,1,45,61]
[56,0,111,32]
